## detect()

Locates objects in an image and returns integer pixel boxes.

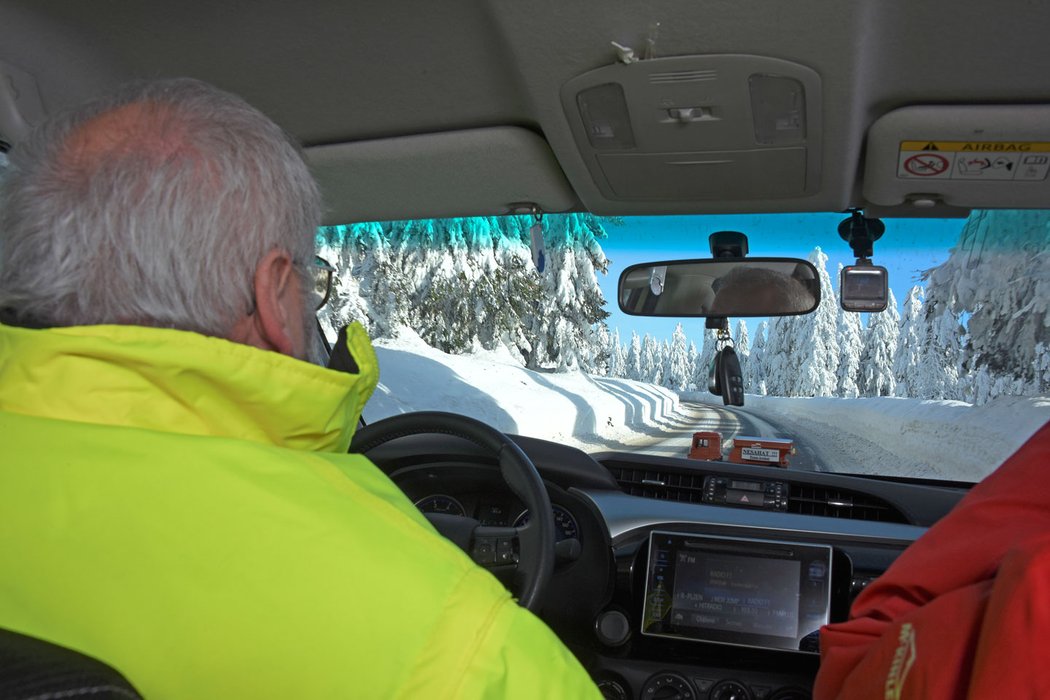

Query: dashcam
[840,262,889,312]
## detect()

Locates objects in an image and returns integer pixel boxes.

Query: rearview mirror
[618,258,821,317]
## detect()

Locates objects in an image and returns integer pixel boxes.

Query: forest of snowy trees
[319,210,1049,406]
[317,214,611,371]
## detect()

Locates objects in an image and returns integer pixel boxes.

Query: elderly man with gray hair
[0,79,599,699]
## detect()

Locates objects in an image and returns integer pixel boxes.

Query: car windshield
[318,209,1049,484]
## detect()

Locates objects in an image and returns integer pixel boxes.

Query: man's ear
[230,249,303,357]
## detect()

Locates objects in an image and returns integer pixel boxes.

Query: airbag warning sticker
[897,141,1050,181]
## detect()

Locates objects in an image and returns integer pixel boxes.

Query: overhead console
[560,54,823,203]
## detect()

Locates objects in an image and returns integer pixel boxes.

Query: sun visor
[863,105,1050,210]
[306,127,578,225]
[560,54,822,202]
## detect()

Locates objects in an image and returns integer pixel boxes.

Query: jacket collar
[0,321,378,452]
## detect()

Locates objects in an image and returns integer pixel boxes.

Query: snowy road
[624,401,821,471]
[370,338,1050,482]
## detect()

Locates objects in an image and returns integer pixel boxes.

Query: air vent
[648,69,718,84]
[607,465,909,523]
[611,465,707,504]
[788,484,907,523]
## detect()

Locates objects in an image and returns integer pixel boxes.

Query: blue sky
[595,213,968,347]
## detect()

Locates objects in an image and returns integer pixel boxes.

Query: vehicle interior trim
[574,488,928,545]
[305,126,580,225]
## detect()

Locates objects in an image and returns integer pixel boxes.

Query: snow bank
[743,393,1050,481]
[362,330,1049,482]
[364,329,693,451]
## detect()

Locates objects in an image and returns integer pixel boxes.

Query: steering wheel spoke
[350,411,555,611]
[471,526,520,568]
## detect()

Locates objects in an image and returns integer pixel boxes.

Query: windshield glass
[318,210,1050,483]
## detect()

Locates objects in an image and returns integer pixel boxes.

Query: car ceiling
[3,0,1050,224]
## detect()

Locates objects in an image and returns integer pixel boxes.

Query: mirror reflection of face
[708,267,815,316]
[618,260,819,317]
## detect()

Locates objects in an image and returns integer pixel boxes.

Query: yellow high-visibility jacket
[0,321,599,699]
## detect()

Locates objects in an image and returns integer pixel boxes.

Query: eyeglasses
[308,255,335,310]
[243,254,335,317]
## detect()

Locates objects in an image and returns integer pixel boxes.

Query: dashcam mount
[837,210,884,259]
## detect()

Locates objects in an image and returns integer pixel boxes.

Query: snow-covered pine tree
[746,321,769,395]
[923,209,1049,401]
[627,331,643,381]
[488,218,544,360]
[835,265,865,399]
[316,224,375,336]
[912,302,963,400]
[687,341,700,391]
[319,213,613,371]
[793,247,840,396]
[665,323,691,391]
[397,217,541,356]
[859,288,900,396]
[734,320,752,392]
[893,285,926,398]
[835,309,864,398]
[608,328,626,378]
[660,339,673,387]
[735,320,751,357]
[761,314,795,396]
[757,247,839,396]
[589,323,613,375]
[693,327,720,393]
[524,214,611,371]
[641,334,661,384]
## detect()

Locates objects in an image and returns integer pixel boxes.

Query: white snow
[321,210,1050,485]
[743,393,1050,481]
[364,327,688,451]
[362,329,1050,482]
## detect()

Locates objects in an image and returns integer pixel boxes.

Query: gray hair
[0,78,321,335]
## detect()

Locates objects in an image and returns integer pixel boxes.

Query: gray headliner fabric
[306,127,579,224]
[2,0,1049,219]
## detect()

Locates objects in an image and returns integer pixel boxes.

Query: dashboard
[365,432,970,700]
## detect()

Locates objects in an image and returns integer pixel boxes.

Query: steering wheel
[349,411,556,612]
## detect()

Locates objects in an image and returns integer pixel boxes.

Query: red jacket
[815,421,1050,699]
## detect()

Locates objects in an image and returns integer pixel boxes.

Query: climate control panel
[702,476,788,511]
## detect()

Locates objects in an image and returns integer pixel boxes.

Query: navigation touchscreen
[641,532,832,653]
